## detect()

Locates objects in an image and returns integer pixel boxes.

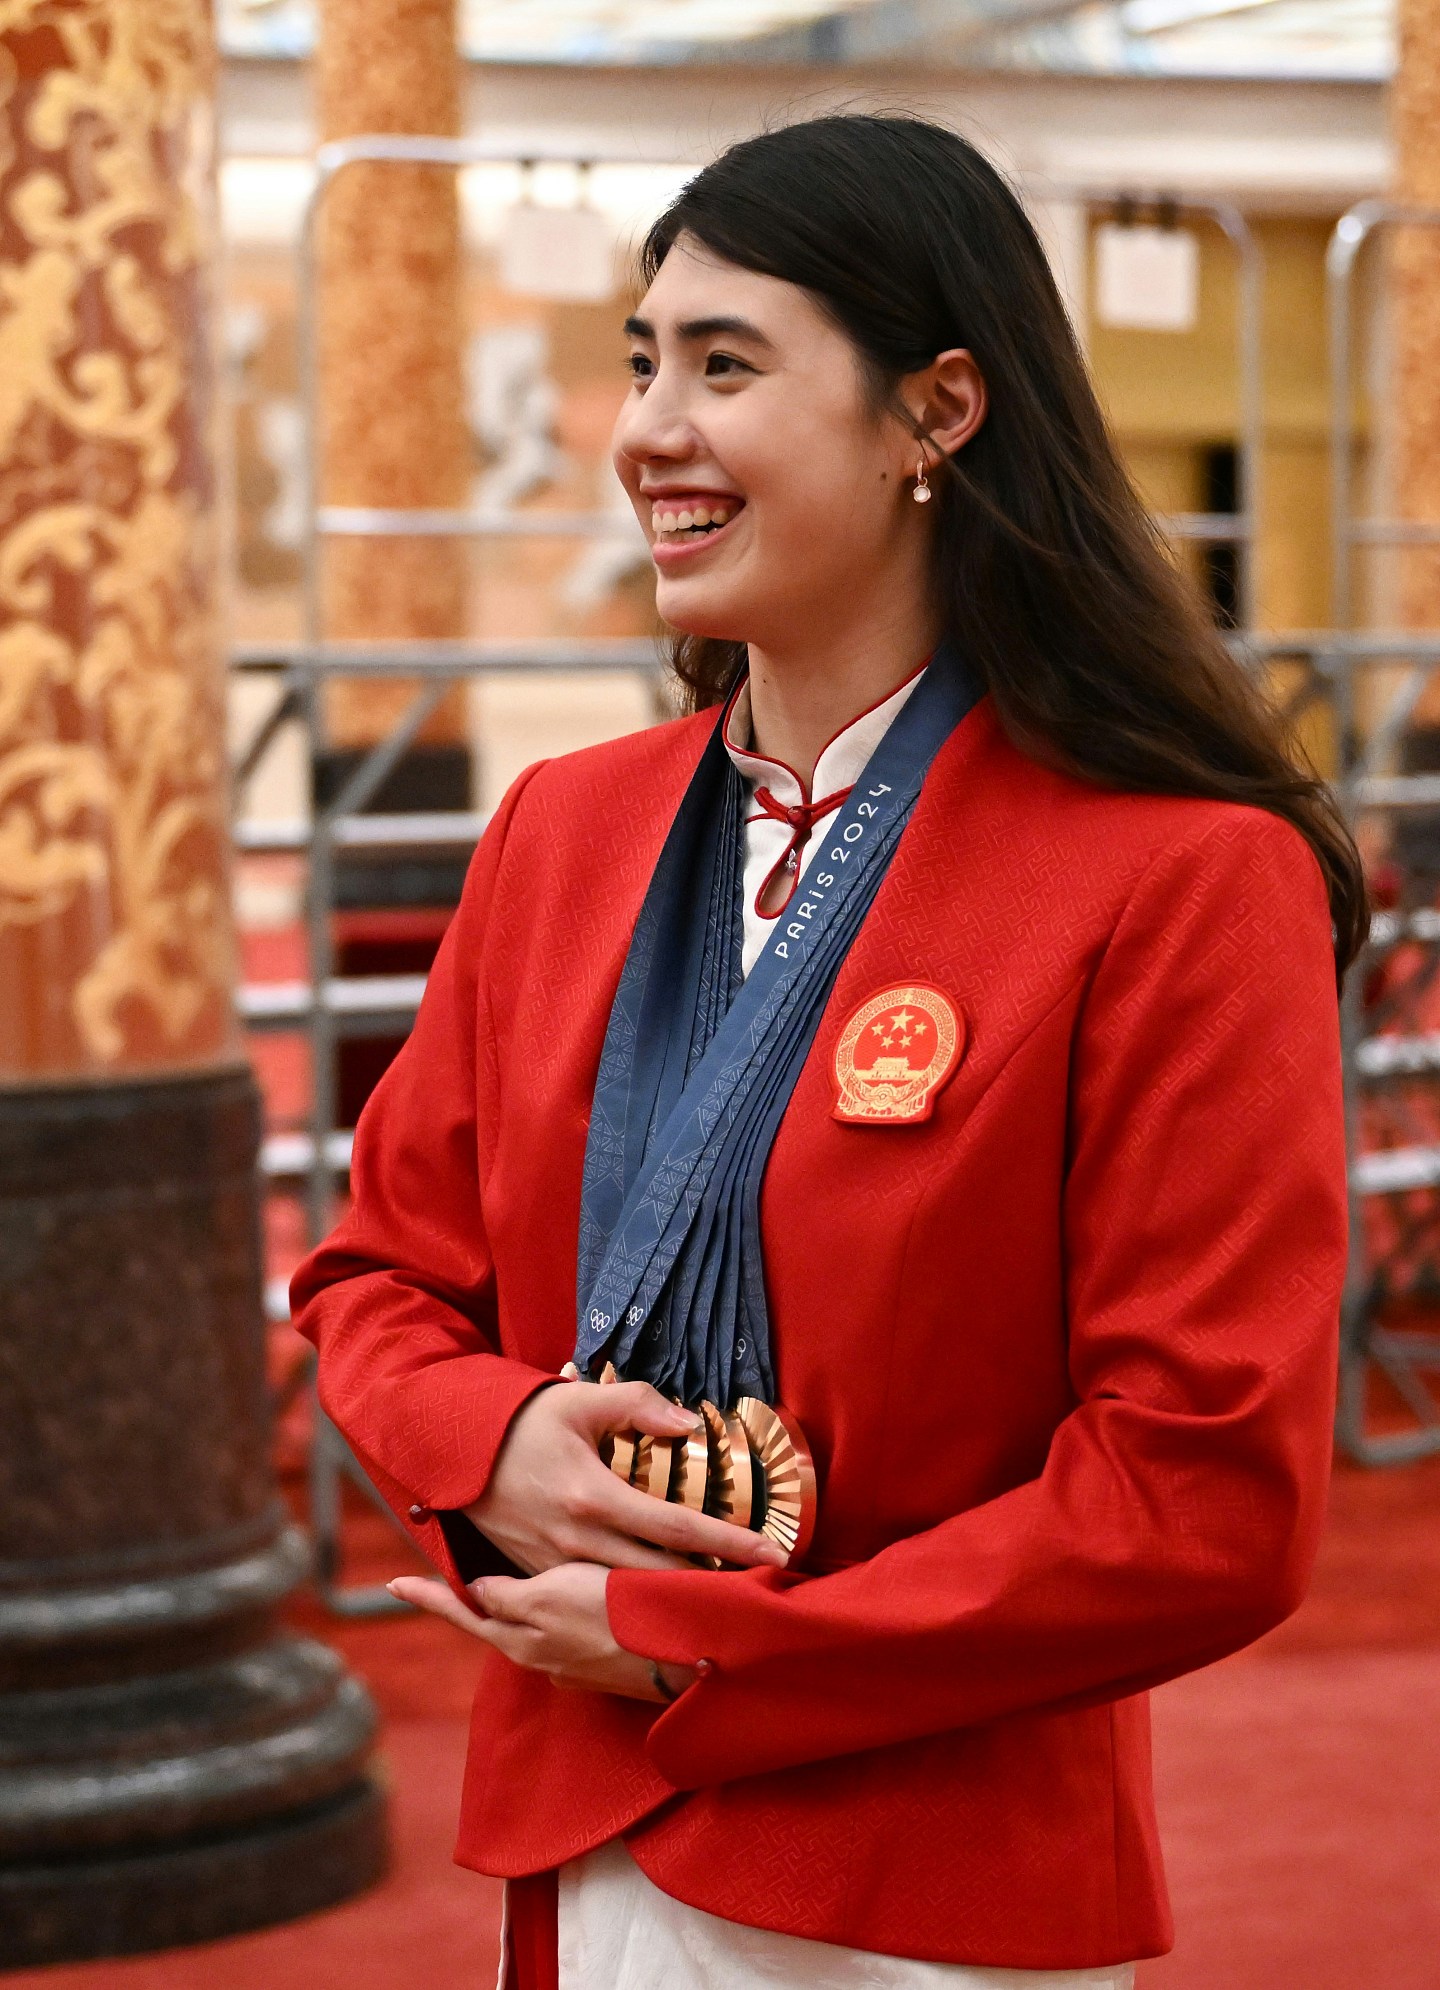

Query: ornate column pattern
[0,2,382,1963]
[314,0,470,749]
[1392,0,1440,630]
[0,0,236,1079]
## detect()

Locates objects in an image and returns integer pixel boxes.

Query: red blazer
[293,693,1346,1971]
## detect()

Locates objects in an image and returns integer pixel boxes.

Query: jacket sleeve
[606,807,1348,1787]
[290,760,557,1593]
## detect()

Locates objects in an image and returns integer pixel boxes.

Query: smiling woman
[292,114,1359,1990]
[610,248,987,758]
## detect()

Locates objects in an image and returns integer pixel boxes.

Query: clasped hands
[388,1378,786,1703]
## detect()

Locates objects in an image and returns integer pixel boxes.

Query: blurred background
[2,0,1439,1983]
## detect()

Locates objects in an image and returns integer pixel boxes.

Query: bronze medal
[609,1429,638,1484]
[697,1401,753,1529]
[593,1367,814,1565]
[723,1412,756,1531]
[638,1433,675,1499]
[669,1425,710,1511]
[735,1397,817,1560]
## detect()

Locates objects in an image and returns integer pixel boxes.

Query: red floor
[1142,1454,1440,1987]
[9,1454,1438,1989]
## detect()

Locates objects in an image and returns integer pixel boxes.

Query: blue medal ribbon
[575,640,982,1409]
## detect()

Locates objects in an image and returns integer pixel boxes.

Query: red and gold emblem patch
[832,984,964,1125]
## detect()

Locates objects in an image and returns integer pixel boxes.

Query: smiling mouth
[649,498,744,545]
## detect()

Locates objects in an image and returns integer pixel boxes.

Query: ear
[899,348,988,466]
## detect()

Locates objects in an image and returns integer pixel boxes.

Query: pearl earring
[912,455,932,504]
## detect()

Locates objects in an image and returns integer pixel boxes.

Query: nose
[612,367,698,475]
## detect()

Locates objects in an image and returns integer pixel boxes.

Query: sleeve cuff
[350,1359,559,1597]
[607,1565,735,1667]
[606,1565,802,1789]
[376,1354,559,1513]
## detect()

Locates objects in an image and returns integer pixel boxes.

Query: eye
[705,351,751,378]
[627,351,655,384]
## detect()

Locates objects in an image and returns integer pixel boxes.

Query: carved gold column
[1393,0,1440,637]
[314,0,470,752]
[0,4,236,1078]
[0,2,381,1963]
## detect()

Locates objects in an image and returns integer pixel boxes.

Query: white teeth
[649,500,739,536]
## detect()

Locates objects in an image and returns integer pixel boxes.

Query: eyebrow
[623,313,776,350]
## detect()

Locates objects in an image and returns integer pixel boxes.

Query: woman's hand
[387,1563,698,1702]
[463,1378,786,1575]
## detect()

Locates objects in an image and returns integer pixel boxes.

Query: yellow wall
[1087,213,1338,635]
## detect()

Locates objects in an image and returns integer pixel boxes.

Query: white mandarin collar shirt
[721,663,929,977]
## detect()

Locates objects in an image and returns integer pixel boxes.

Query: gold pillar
[0,4,382,1965]
[1392,0,1440,633]
[314,0,470,747]
[0,0,236,1080]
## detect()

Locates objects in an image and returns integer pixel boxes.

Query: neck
[744,596,942,788]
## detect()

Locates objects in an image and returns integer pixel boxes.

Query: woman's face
[611,235,931,651]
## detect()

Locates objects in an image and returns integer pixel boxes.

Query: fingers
[393,1566,690,1699]
[577,1380,699,1440]
[387,1576,545,1668]
[562,1387,792,1567]
[471,1574,530,1622]
[387,1576,489,1638]
[603,1474,789,1568]
[551,1514,691,1571]
[578,1531,693,1572]
[566,1392,788,1567]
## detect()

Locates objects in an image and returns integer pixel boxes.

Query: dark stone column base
[0,1067,385,1964]
[0,1778,387,1969]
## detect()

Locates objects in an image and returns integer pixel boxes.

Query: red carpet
[1145,1646,1440,1987]
[8,1456,1437,1989]
[1140,1454,1440,1987]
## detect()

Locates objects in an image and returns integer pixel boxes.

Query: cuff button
[408,1503,430,1522]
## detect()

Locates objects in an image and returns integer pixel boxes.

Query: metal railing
[1237,627,1440,1463]
[234,639,664,1613]
[1328,198,1440,631]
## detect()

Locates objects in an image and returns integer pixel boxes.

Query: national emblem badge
[832,983,965,1125]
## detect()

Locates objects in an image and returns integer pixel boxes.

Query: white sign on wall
[1094,223,1199,332]
[499,201,616,303]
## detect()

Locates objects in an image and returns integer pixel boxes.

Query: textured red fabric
[292,695,1347,1971]
[503,1871,558,1990]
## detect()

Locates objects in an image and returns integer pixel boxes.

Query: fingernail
[385,1580,400,1595]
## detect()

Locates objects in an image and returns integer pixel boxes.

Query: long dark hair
[640,114,1367,978]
